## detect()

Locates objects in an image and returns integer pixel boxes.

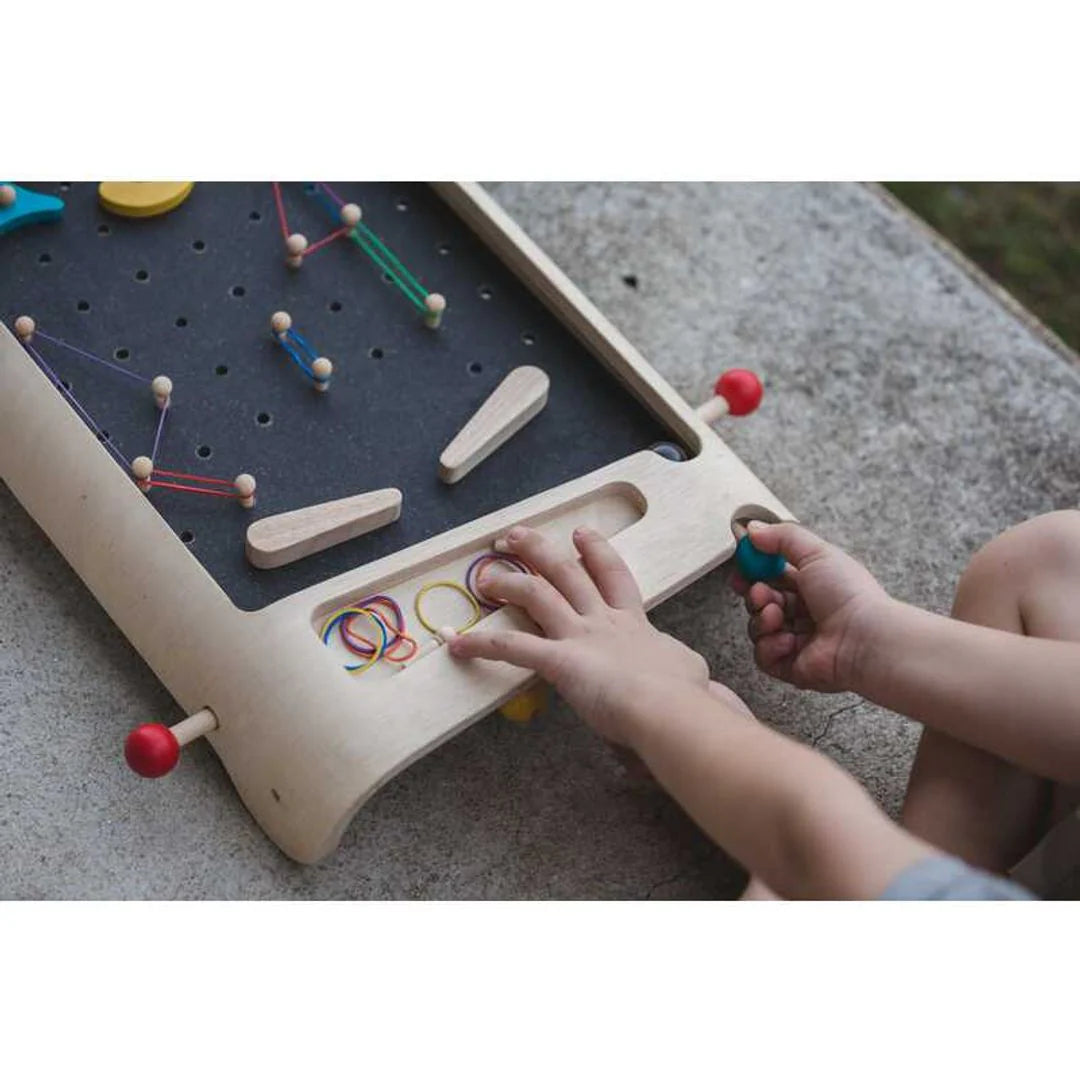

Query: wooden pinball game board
[0,181,789,862]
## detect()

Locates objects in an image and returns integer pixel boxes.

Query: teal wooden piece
[0,183,64,237]
[735,532,787,583]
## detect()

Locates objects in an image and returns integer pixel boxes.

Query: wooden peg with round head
[339,203,362,228]
[13,315,35,342]
[424,292,447,329]
[124,723,180,778]
[270,310,292,338]
[696,368,763,425]
[310,356,333,391]
[234,473,257,509]
[151,374,173,409]
[0,185,16,208]
[285,233,308,269]
[123,709,216,778]
[131,455,154,491]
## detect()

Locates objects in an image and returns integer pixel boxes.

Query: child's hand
[732,522,893,693]
[444,525,711,744]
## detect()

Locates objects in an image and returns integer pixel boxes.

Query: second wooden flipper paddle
[439,365,550,484]
[245,488,403,569]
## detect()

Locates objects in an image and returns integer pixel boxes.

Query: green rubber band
[347,223,429,311]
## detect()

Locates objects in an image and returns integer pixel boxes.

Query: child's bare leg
[902,511,1080,872]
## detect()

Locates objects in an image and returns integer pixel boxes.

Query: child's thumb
[746,520,826,568]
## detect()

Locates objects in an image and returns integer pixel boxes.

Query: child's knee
[956,511,1080,624]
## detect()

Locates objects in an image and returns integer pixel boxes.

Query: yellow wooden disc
[98,182,194,218]
[499,685,548,724]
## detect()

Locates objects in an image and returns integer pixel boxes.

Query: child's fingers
[748,602,786,643]
[746,521,828,571]
[572,527,644,611]
[496,526,603,614]
[754,631,798,674]
[444,625,556,675]
[477,566,577,637]
[744,581,787,615]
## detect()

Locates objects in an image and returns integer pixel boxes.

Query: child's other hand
[444,525,710,744]
[732,522,892,693]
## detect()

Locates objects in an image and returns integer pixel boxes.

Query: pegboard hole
[328,300,343,313]
[114,347,130,362]
[135,269,150,283]
[77,300,91,313]
[231,285,246,298]
[249,210,262,222]
[478,285,493,300]
[382,272,394,284]
[59,182,72,192]
[38,253,52,264]
[179,530,195,544]
[468,362,483,375]
[97,224,111,236]
[521,331,536,346]
[437,242,452,256]
[256,411,272,426]
[192,240,206,253]
[369,347,384,360]
[196,444,212,459]
[215,364,229,376]
[396,197,410,212]
[304,183,317,194]
[622,273,639,289]
[175,316,188,328]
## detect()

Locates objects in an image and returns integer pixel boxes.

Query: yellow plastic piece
[98,182,194,218]
[499,685,548,724]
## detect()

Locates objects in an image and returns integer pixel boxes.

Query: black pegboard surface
[1,182,675,610]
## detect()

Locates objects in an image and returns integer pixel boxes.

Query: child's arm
[444,525,933,899]
[740,522,1080,782]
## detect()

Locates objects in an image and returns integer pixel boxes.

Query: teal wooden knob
[735,533,786,583]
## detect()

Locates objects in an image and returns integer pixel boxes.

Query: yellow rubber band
[414,580,482,636]
[319,605,387,676]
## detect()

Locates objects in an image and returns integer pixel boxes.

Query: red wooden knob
[124,723,180,778]
[715,369,763,416]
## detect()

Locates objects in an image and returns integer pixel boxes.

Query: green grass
[886,183,1080,351]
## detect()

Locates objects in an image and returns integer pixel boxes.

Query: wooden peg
[310,356,333,391]
[439,366,550,484]
[340,203,362,228]
[270,310,292,338]
[424,292,447,329]
[285,233,308,269]
[245,487,403,569]
[131,455,153,491]
[151,374,172,409]
[234,473,257,509]
[124,707,218,778]
[13,315,35,343]
[696,369,763,424]
[0,184,15,208]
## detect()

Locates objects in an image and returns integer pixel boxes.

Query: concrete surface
[2,183,1079,899]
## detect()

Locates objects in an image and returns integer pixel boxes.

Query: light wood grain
[172,708,218,746]
[0,182,792,864]
[245,488,403,569]
[696,396,730,425]
[439,366,549,484]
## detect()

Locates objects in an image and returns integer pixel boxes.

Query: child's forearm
[622,681,931,899]
[854,601,1080,780]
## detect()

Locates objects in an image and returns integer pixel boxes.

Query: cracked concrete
[3,182,1079,898]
